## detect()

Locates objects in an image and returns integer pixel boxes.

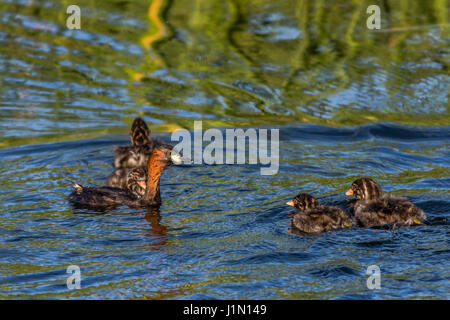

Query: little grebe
[69,145,177,209]
[114,117,173,168]
[286,193,353,234]
[345,177,426,227]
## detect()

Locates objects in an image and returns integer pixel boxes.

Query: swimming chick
[345,177,426,227]
[113,117,173,168]
[286,193,353,234]
[69,144,177,209]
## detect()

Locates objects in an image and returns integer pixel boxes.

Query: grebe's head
[130,117,150,146]
[148,144,186,167]
[345,177,382,200]
[127,167,147,197]
[286,193,319,211]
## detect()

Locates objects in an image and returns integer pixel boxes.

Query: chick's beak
[137,180,147,189]
[345,188,354,196]
[286,200,295,207]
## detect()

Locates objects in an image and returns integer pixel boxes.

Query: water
[0,0,449,299]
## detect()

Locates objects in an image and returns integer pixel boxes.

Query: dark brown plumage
[69,145,175,209]
[345,178,426,227]
[286,193,353,234]
[68,167,146,209]
[113,117,173,168]
[69,185,142,209]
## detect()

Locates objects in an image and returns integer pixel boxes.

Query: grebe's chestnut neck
[142,145,176,204]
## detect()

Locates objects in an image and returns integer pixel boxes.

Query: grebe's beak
[286,200,295,207]
[345,188,354,196]
[170,150,192,165]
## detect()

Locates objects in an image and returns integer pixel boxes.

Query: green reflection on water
[0,0,449,148]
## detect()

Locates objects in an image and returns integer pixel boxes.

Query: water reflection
[143,207,168,249]
[0,0,448,147]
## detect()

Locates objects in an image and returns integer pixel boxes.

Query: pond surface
[0,0,449,299]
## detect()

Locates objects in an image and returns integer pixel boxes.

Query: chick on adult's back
[114,117,171,168]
